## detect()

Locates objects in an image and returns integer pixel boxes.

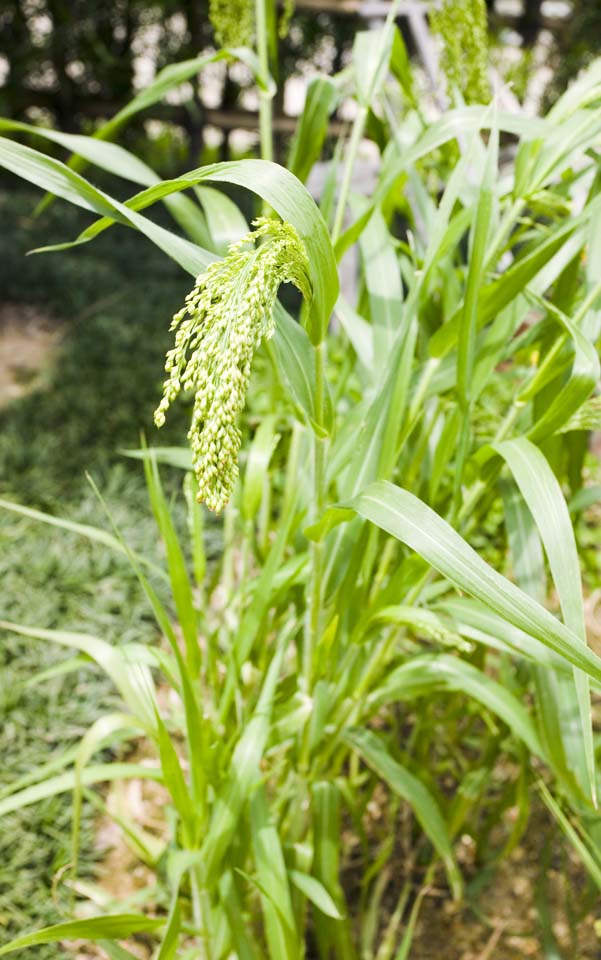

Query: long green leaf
[0,916,163,957]
[495,438,595,804]
[0,620,156,729]
[0,763,162,817]
[0,118,210,245]
[351,482,601,683]
[288,76,339,183]
[46,159,338,344]
[369,654,545,761]
[457,121,497,406]
[288,871,342,920]
[345,728,462,898]
[0,496,166,580]
[250,786,298,959]
[201,630,288,878]
[0,137,207,276]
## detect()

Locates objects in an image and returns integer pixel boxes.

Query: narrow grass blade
[539,782,601,890]
[0,763,162,817]
[156,712,196,833]
[250,786,299,959]
[289,871,342,920]
[219,871,261,960]
[270,303,334,436]
[436,597,569,671]
[352,482,601,684]
[143,451,200,677]
[97,943,143,960]
[194,184,249,253]
[430,199,601,359]
[495,488,573,788]
[355,200,402,364]
[495,438,595,804]
[370,654,546,771]
[311,781,354,957]
[242,416,280,523]
[0,118,210,246]
[353,22,395,108]
[0,496,166,580]
[335,295,374,374]
[345,728,462,898]
[522,296,599,443]
[0,137,208,276]
[71,713,142,886]
[156,897,182,960]
[0,916,163,957]
[85,474,207,812]
[121,447,193,470]
[457,121,497,407]
[202,629,288,878]
[0,620,157,729]
[288,76,339,183]
[569,485,601,513]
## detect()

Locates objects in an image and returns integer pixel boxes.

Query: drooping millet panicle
[430,0,490,105]
[154,218,311,512]
[209,0,296,48]
[209,0,254,48]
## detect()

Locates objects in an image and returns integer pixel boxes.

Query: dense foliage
[3,2,601,958]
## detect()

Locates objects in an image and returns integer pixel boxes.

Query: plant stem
[255,0,273,163]
[302,96,369,693]
[304,341,326,694]
[331,104,368,246]
[456,400,523,527]
[302,89,368,707]
[191,865,214,960]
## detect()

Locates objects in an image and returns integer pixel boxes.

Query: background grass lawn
[0,187,195,953]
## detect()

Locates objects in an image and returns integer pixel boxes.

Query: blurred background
[0,1,598,175]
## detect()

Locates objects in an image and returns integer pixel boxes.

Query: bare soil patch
[0,303,63,408]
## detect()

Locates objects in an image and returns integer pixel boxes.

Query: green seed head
[209,0,254,48]
[155,218,311,513]
[431,0,490,105]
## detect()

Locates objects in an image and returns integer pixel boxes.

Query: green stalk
[456,400,523,527]
[332,105,368,246]
[255,0,273,162]
[315,628,400,775]
[304,340,327,694]
[303,91,368,701]
[330,0,400,246]
[191,867,214,960]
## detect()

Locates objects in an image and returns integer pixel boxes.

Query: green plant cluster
[3,7,601,960]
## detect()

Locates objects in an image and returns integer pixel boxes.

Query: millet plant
[2,1,601,956]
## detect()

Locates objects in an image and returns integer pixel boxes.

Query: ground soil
[0,303,63,408]
[410,842,600,959]
[65,759,601,960]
